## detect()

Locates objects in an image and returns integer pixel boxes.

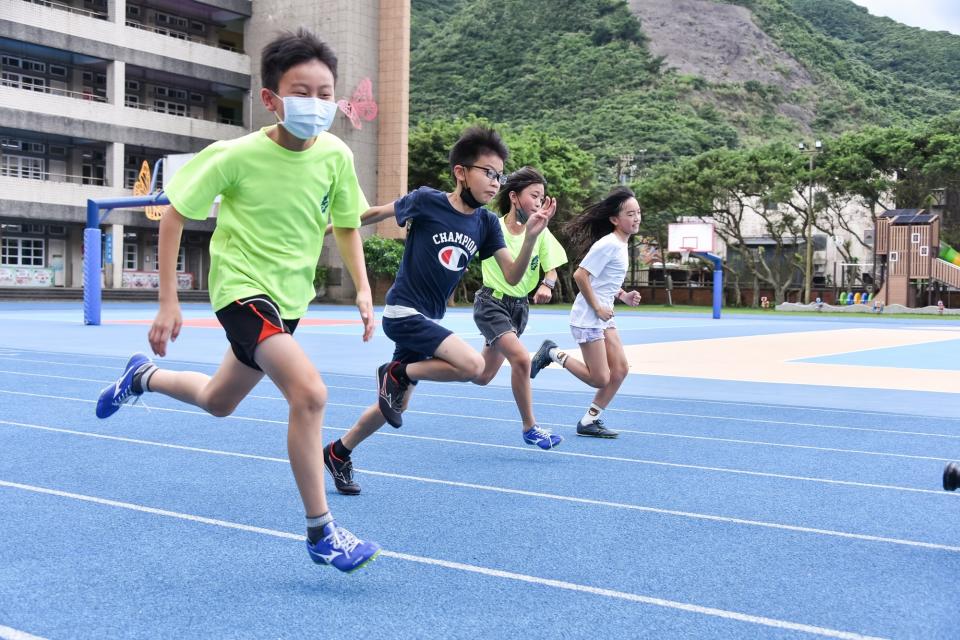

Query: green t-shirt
[480,217,568,297]
[164,128,367,318]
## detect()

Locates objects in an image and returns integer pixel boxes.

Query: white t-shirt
[570,232,629,329]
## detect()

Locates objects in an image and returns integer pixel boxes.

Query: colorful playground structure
[872,209,960,307]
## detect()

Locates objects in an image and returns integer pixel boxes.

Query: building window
[126,4,141,18]
[25,60,46,73]
[125,94,140,107]
[124,243,138,270]
[126,80,140,91]
[1,72,46,92]
[1,56,21,68]
[189,20,206,33]
[28,142,45,154]
[82,71,93,82]
[0,155,45,180]
[82,164,106,185]
[1,237,45,267]
[26,224,45,234]
[920,246,930,257]
[154,100,187,116]
[148,245,186,271]
[190,92,204,104]
[48,225,66,236]
[890,251,899,263]
[49,145,67,156]
[49,64,67,77]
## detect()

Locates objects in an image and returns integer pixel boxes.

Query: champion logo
[437,245,470,272]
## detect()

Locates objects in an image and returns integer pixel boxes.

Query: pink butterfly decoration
[337,77,378,129]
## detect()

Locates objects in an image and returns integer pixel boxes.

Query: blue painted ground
[800,338,960,371]
[1,301,959,639]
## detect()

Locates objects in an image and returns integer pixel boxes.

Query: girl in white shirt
[530,187,642,438]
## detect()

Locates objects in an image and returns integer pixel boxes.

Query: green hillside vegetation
[410,0,960,175]
[787,0,960,93]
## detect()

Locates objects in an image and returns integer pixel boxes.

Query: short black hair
[261,28,338,92]
[496,166,547,215]
[448,126,509,175]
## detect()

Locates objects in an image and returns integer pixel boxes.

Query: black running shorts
[215,295,300,371]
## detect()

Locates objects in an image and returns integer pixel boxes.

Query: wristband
[541,278,556,290]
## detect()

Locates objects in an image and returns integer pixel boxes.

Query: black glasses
[465,165,508,186]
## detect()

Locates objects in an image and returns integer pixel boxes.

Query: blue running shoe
[96,353,153,419]
[306,521,381,573]
[523,425,563,450]
[530,339,557,379]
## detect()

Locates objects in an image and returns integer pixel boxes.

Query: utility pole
[799,140,822,304]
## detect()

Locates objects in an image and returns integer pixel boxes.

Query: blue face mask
[273,93,338,140]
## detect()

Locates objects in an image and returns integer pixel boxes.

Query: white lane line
[1,370,957,448]
[0,392,951,496]
[0,353,953,422]
[0,626,47,640]
[2,419,957,553]
[0,479,889,640]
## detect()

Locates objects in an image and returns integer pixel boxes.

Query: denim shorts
[473,287,529,346]
[382,313,453,364]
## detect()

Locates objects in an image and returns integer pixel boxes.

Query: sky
[849,0,960,35]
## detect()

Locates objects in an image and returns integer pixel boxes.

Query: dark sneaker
[324,444,361,495]
[944,462,960,491]
[96,353,153,419]
[522,425,563,450]
[576,418,619,439]
[306,521,380,573]
[377,361,408,428]
[530,339,557,379]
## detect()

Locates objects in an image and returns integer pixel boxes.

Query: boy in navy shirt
[323,126,555,494]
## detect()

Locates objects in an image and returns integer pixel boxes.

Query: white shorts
[571,323,614,344]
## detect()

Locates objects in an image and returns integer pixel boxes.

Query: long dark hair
[496,166,547,215]
[564,186,636,259]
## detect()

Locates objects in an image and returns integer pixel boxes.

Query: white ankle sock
[580,403,603,425]
[548,347,568,367]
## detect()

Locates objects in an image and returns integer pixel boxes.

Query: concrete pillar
[108,0,127,25]
[106,60,126,107]
[376,0,410,241]
[103,224,124,288]
[105,141,125,189]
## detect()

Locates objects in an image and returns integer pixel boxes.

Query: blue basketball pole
[693,252,723,319]
[83,193,170,325]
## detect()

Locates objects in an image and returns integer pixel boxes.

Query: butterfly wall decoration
[337,77,378,130]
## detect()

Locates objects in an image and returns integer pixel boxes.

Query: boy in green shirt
[94,29,380,573]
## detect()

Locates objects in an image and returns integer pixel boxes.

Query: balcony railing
[0,170,107,186]
[1,78,108,102]
[21,0,107,20]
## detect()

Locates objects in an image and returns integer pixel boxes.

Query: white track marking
[0,479,889,640]
[1,419,957,553]
[0,391,952,496]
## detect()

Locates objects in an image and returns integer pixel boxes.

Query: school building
[0,0,409,300]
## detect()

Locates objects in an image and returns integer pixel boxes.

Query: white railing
[1,79,108,102]
[20,0,106,20]
[0,170,106,186]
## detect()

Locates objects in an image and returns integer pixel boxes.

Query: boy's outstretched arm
[332,226,375,341]
[148,206,186,357]
[326,203,395,235]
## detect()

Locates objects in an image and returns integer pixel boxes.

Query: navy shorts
[215,295,299,371]
[382,313,452,365]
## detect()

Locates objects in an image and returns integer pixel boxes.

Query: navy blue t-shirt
[386,187,506,319]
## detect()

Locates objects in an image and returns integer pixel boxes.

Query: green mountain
[409,0,960,175]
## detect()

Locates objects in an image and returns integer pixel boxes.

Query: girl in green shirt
[472,167,568,449]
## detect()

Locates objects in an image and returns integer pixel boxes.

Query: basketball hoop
[679,249,691,264]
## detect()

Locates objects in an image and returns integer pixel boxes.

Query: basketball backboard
[668,223,714,252]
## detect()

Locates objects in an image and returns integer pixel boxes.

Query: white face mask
[272,92,338,139]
